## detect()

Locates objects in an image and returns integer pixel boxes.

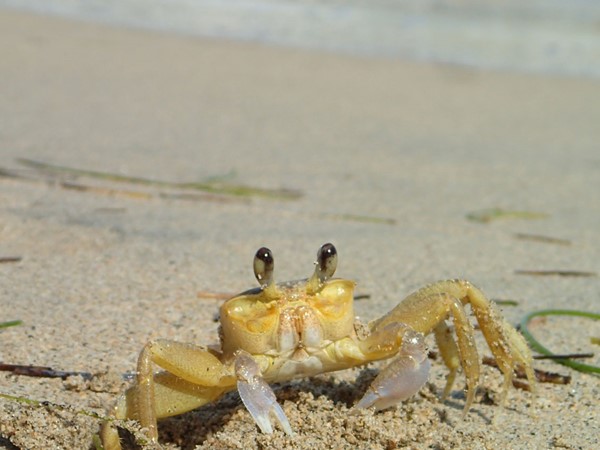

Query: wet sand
[1,9,599,450]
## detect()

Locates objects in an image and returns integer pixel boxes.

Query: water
[2,0,600,78]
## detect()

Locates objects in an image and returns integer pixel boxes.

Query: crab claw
[235,351,293,435]
[356,329,430,410]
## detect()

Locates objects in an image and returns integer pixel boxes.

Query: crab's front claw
[370,279,536,413]
[235,351,293,436]
[356,328,430,410]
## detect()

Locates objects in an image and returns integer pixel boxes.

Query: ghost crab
[101,243,536,449]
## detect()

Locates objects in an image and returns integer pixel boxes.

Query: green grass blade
[466,208,548,223]
[0,319,22,329]
[17,158,302,200]
[520,309,600,374]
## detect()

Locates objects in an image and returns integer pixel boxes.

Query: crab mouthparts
[277,305,323,360]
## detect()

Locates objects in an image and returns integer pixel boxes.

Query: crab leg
[370,279,535,411]
[370,290,480,412]
[439,280,535,400]
[235,350,293,435]
[101,339,236,450]
[433,321,460,400]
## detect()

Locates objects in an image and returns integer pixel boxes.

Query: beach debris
[482,356,571,387]
[0,257,22,264]
[520,309,600,374]
[0,363,93,380]
[0,320,22,329]
[515,270,597,277]
[320,213,396,225]
[513,233,571,245]
[15,157,302,200]
[3,160,398,225]
[466,208,548,223]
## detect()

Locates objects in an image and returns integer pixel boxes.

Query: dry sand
[1,9,599,450]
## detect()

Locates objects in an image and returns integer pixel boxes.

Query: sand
[1,8,599,450]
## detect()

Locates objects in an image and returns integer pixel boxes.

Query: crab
[100,243,536,449]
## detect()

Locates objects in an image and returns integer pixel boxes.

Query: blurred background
[3,0,600,78]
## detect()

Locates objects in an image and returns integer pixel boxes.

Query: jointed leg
[370,280,535,412]
[371,290,480,413]
[461,283,536,399]
[101,339,235,450]
[433,321,459,401]
[438,280,536,400]
[101,372,227,449]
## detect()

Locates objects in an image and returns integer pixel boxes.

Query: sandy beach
[1,8,599,450]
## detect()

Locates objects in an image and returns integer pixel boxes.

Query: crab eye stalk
[307,243,337,293]
[316,243,337,281]
[253,247,274,288]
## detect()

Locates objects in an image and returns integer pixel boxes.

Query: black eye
[316,243,337,281]
[253,247,274,287]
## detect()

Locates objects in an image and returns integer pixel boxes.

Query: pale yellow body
[101,244,535,449]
